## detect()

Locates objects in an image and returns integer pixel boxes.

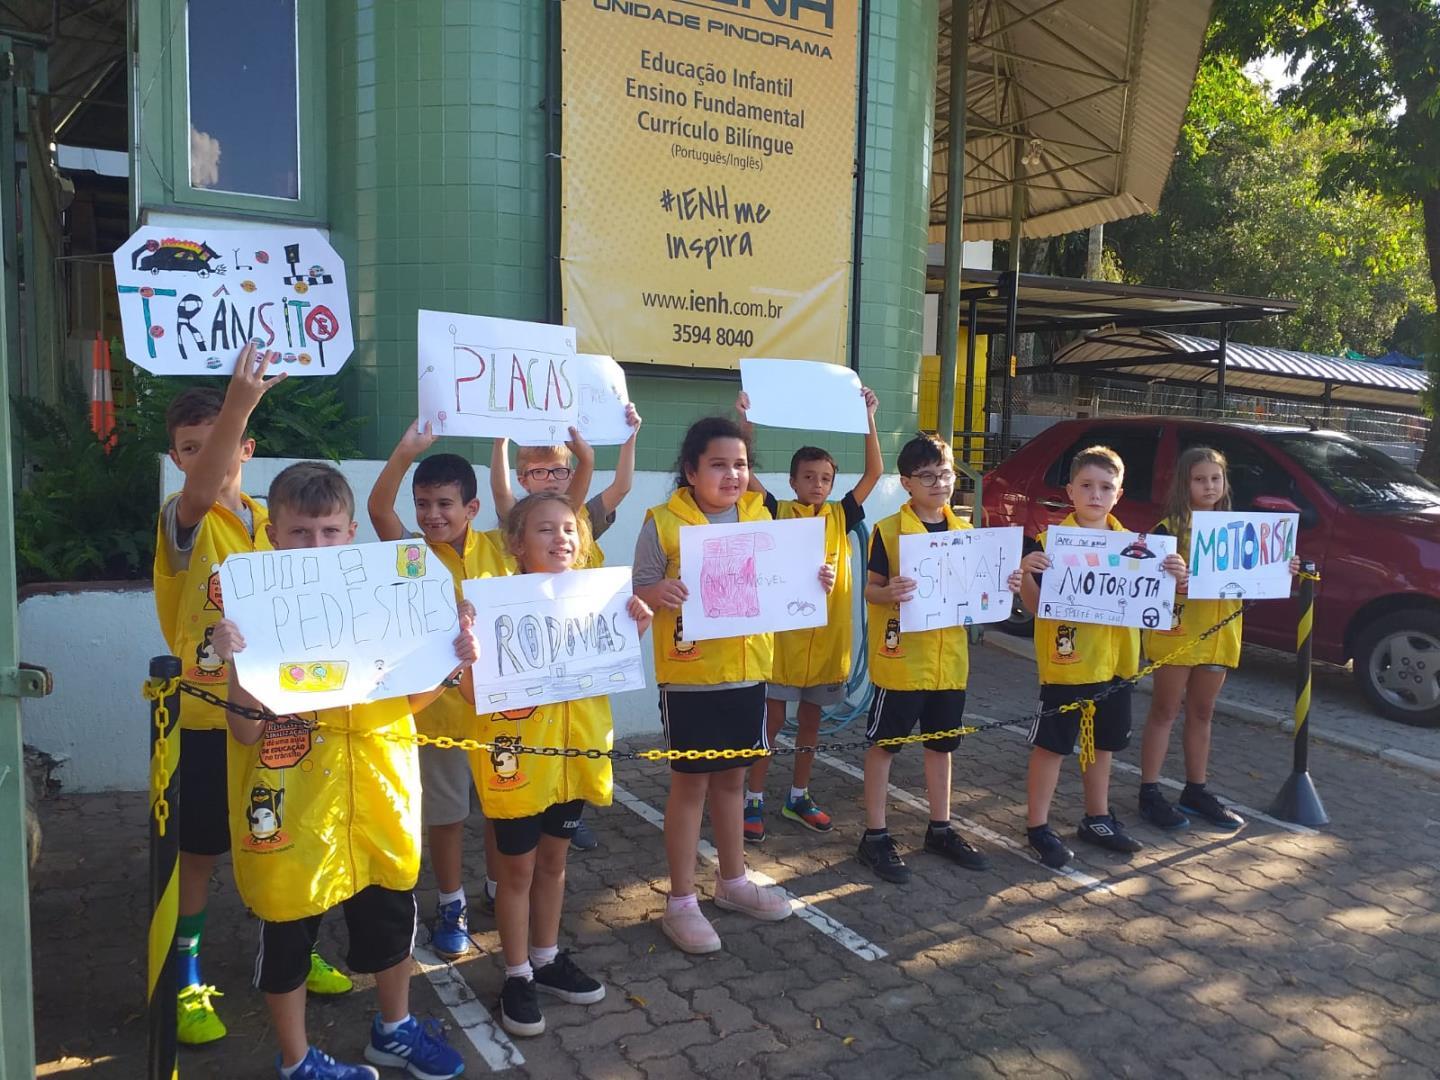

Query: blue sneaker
[431,900,472,960]
[364,1016,464,1079]
[277,1046,378,1079]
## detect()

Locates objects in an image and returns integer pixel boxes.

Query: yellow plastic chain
[142,676,181,835]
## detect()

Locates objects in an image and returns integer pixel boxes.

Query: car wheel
[1353,610,1440,728]
[996,592,1034,638]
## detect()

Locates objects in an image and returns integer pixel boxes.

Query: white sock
[485,878,498,900]
[745,790,764,803]
[666,892,699,913]
[719,872,747,889]
[437,887,465,907]
[279,1054,309,1078]
[505,960,534,981]
[529,944,558,969]
[789,786,807,801]
[378,1014,411,1035]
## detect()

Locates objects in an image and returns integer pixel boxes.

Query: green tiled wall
[327,0,937,473]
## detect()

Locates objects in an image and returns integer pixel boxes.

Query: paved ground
[31,646,1440,1079]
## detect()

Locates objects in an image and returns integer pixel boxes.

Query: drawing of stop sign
[305,305,341,368]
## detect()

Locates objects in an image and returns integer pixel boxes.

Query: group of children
[155,344,1290,1079]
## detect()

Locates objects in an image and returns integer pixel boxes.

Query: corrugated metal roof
[1051,329,1432,411]
[932,0,1212,242]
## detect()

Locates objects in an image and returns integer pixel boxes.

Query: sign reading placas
[113,226,352,375]
[219,540,460,713]
[898,526,1023,632]
[679,518,826,640]
[740,358,869,435]
[1187,510,1299,599]
[1038,527,1178,630]
[463,567,645,711]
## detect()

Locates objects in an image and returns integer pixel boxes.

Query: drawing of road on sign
[699,532,775,618]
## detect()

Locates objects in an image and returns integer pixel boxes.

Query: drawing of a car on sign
[131,238,224,276]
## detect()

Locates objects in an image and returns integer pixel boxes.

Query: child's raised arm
[210,618,267,745]
[598,405,643,515]
[490,437,516,519]
[566,427,596,507]
[368,419,436,541]
[851,386,883,505]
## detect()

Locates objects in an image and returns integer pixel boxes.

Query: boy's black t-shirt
[867,517,950,579]
[762,490,865,533]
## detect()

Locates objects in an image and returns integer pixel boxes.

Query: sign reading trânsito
[561,0,858,369]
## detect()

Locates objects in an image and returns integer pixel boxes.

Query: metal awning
[1044,329,1431,412]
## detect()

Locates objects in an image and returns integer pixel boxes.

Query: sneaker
[660,903,722,954]
[1077,813,1144,854]
[570,819,599,851]
[498,976,546,1038]
[430,900,473,960]
[857,832,911,884]
[743,797,766,844]
[364,1015,465,1078]
[177,984,226,1045]
[923,825,990,870]
[713,875,793,921]
[1178,786,1246,832]
[476,886,496,919]
[1026,825,1074,870]
[533,951,605,1005]
[1138,787,1190,831]
[306,952,354,995]
[278,1046,379,1079]
[781,792,833,833]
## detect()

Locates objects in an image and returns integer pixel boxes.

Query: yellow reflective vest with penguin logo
[772,499,853,687]
[647,488,774,684]
[227,697,420,922]
[867,503,970,691]
[1035,513,1142,685]
[470,695,614,818]
[153,493,271,731]
[1142,516,1242,668]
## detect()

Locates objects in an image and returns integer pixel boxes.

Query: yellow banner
[561,0,858,369]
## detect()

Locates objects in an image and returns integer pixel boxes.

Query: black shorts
[253,885,417,995]
[660,683,767,774]
[491,799,586,856]
[866,688,967,754]
[1029,680,1133,757]
[179,729,230,857]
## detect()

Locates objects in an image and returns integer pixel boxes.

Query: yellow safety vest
[484,502,605,575]
[867,503,971,691]
[153,493,271,731]
[1142,517,1243,668]
[228,697,420,922]
[416,528,510,739]
[647,489,774,685]
[1035,513,1142,685]
[772,500,853,688]
[470,695,614,819]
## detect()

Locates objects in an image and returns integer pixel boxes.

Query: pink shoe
[713,875,793,922]
[660,903,721,954]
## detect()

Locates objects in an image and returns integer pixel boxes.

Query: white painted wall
[23,458,910,792]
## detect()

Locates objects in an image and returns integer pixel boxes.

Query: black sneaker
[499,976,545,1037]
[1138,787,1190,831]
[1077,813,1144,854]
[533,951,605,1005]
[571,819,599,851]
[1178,787,1245,832]
[1026,825,1074,869]
[857,832,911,884]
[923,825,990,870]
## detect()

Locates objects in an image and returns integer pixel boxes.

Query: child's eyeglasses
[522,467,573,481]
[906,470,955,487]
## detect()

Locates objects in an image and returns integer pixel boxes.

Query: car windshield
[1267,432,1440,511]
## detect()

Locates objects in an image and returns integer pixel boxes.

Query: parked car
[982,416,1440,728]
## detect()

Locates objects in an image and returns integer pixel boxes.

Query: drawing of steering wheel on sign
[787,600,817,616]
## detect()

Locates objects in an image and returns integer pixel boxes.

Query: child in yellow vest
[463,493,652,1037]
[735,388,883,842]
[1009,445,1189,870]
[1138,446,1300,833]
[368,420,509,960]
[153,345,349,1045]
[632,416,834,953]
[212,462,475,1080]
[858,434,989,884]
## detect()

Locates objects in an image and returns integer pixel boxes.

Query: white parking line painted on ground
[610,782,888,962]
[985,718,1319,837]
[782,736,1116,894]
[412,944,524,1073]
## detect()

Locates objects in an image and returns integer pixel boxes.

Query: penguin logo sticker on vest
[189,625,228,683]
[488,735,527,790]
[881,615,904,657]
[1053,624,1080,664]
[244,783,288,849]
[669,614,700,661]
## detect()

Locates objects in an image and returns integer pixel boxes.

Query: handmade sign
[740,358,869,435]
[1187,510,1298,600]
[573,354,635,444]
[898,526,1023,632]
[462,566,645,711]
[679,517,826,640]
[219,540,461,713]
[113,226,352,376]
[1037,527,1178,630]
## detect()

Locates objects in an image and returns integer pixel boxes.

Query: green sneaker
[176,984,226,1045]
[306,951,353,995]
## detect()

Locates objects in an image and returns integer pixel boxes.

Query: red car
[982,417,1440,727]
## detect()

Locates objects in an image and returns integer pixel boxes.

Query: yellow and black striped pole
[1268,563,1329,825]
[145,656,182,1080]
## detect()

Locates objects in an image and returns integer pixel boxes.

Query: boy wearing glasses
[857,434,989,884]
